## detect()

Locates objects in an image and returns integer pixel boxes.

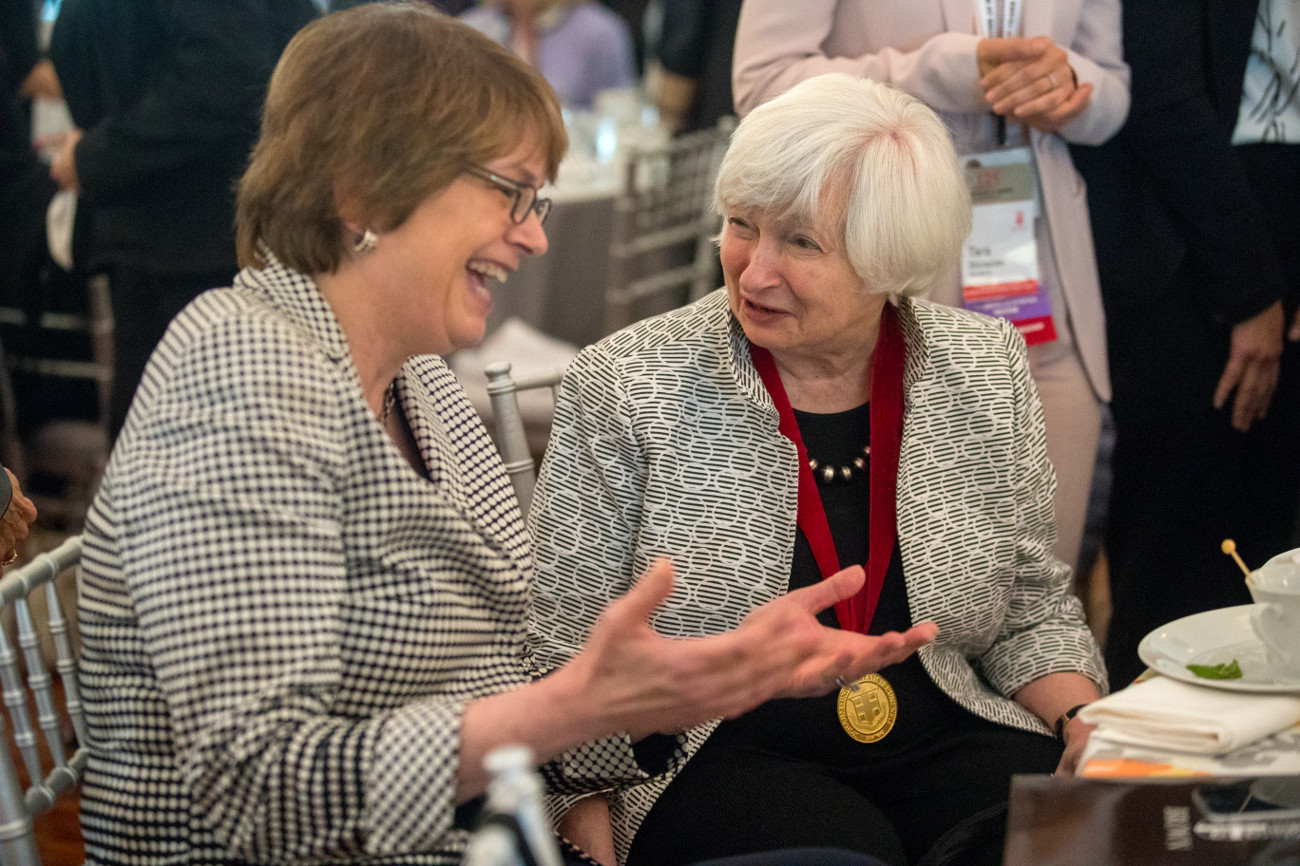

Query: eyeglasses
[464,165,552,226]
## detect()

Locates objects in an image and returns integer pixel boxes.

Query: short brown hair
[236,2,567,273]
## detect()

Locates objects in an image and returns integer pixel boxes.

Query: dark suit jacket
[0,0,40,97]
[1070,0,1287,324]
[655,0,742,134]
[48,0,316,275]
[0,2,59,312]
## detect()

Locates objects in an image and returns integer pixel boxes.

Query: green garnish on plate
[1187,660,1243,680]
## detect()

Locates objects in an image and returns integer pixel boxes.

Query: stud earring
[353,228,378,254]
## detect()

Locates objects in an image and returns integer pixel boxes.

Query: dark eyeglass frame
[464,165,552,226]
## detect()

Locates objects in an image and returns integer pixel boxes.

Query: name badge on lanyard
[976,0,1023,145]
[975,0,1021,38]
[960,147,1058,345]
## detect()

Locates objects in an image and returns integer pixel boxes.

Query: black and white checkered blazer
[528,290,1108,861]
[78,257,651,865]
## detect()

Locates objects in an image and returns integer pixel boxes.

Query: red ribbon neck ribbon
[750,302,905,634]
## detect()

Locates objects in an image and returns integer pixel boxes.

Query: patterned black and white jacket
[77,258,650,865]
[528,289,1108,860]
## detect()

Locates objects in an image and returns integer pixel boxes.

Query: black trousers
[108,265,234,440]
[627,723,1062,866]
[1103,142,1300,688]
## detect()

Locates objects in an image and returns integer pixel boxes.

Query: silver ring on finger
[834,676,852,690]
[1047,72,1058,89]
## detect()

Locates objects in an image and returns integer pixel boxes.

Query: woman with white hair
[732,0,1129,580]
[528,73,1105,866]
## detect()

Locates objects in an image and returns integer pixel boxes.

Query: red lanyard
[750,303,905,634]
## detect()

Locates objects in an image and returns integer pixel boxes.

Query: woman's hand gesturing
[573,559,938,740]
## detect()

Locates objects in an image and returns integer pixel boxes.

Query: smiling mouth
[744,298,784,315]
[468,261,509,284]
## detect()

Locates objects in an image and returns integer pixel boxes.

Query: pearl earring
[353,228,378,254]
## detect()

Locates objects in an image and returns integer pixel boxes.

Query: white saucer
[1137,605,1300,693]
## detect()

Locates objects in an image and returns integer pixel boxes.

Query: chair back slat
[0,623,41,790]
[16,597,69,773]
[0,708,40,866]
[0,536,85,864]
[44,583,86,748]
[604,116,735,335]
[485,363,565,518]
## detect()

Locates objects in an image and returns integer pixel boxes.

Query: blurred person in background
[330,0,477,13]
[1,0,61,315]
[1,0,60,112]
[47,0,317,440]
[653,0,741,135]
[1071,0,1300,687]
[460,0,634,109]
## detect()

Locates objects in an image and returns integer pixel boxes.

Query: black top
[702,403,970,764]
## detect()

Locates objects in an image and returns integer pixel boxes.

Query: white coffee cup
[1249,548,1300,678]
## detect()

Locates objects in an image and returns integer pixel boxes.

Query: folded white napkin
[1078,676,1300,754]
[46,189,77,271]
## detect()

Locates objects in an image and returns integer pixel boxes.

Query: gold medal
[837,673,897,743]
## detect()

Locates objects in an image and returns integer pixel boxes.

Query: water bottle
[461,745,564,866]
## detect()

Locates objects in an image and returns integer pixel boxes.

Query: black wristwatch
[1054,703,1087,739]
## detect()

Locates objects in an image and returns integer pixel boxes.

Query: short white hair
[714,73,971,298]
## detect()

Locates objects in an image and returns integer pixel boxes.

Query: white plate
[1137,605,1300,693]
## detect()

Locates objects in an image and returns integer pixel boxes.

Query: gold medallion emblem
[837,673,898,743]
